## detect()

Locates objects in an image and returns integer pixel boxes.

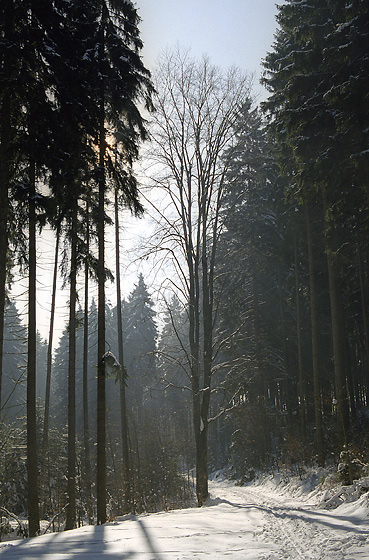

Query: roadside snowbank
[249,466,369,516]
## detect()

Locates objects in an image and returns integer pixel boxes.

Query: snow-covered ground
[1,470,369,559]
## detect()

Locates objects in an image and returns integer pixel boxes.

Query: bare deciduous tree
[147,49,252,505]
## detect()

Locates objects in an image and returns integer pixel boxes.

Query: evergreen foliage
[216,0,369,479]
[1,302,27,419]
[124,273,158,415]
[1,0,369,537]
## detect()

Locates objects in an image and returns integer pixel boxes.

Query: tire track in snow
[209,483,362,560]
[260,502,316,559]
[220,486,319,559]
[246,486,369,560]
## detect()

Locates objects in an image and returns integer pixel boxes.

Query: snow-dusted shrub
[337,445,368,486]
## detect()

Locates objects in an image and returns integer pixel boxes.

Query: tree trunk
[305,205,324,465]
[195,417,208,506]
[96,54,107,524]
[189,277,203,504]
[27,160,40,537]
[253,276,268,461]
[0,123,9,415]
[65,197,78,531]
[277,265,294,420]
[294,234,306,442]
[197,228,211,505]
[188,227,202,504]
[322,190,350,449]
[357,244,369,401]
[114,187,132,513]
[0,0,13,414]
[83,200,93,525]
[39,226,60,516]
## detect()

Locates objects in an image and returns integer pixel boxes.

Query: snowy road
[0,478,369,559]
[216,483,369,559]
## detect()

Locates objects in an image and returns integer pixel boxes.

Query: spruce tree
[0,0,16,413]
[261,0,362,451]
[125,274,158,418]
[1,301,27,419]
[92,0,153,525]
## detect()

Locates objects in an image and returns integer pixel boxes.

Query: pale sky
[136,0,282,100]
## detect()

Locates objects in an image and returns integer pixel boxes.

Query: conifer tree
[261,0,366,451]
[93,0,153,525]
[1,301,27,419]
[125,274,158,418]
[0,0,16,412]
[114,187,132,513]
[19,0,57,536]
[157,294,191,441]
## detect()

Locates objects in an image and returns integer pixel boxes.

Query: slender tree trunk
[186,209,202,505]
[195,418,208,506]
[0,124,9,415]
[322,190,350,450]
[39,226,60,516]
[83,200,93,525]
[357,244,369,400]
[189,269,202,504]
[0,0,13,414]
[192,381,205,506]
[253,276,268,461]
[114,187,132,513]
[196,389,211,507]
[344,327,356,420]
[190,244,205,506]
[305,205,324,465]
[198,268,211,505]
[96,180,106,524]
[27,160,40,537]
[65,197,78,531]
[108,425,122,513]
[277,265,293,420]
[96,50,107,524]
[294,234,306,442]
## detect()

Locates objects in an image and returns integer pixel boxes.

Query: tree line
[1,0,368,538]
[216,0,369,479]
[0,0,153,535]
[1,275,193,532]
[142,0,369,494]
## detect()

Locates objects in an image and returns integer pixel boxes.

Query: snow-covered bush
[337,445,369,486]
